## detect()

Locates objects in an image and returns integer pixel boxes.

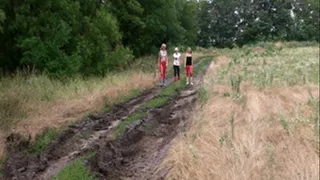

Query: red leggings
[186,65,193,77]
[159,61,167,79]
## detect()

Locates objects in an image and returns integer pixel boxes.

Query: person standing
[185,47,193,85]
[173,47,182,81]
[158,43,169,86]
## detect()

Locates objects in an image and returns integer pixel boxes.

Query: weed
[31,128,59,154]
[198,87,209,105]
[116,112,147,136]
[266,144,276,180]
[52,153,96,180]
[144,97,169,109]
[307,88,315,101]
[160,84,179,97]
[223,92,231,97]
[230,112,235,140]
[219,133,228,146]
[280,115,291,136]
[230,75,242,97]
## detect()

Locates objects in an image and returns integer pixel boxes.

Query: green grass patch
[160,80,186,97]
[280,115,291,136]
[144,97,169,109]
[116,112,147,136]
[198,87,209,105]
[216,44,319,88]
[193,57,212,76]
[31,128,59,154]
[52,153,96,180]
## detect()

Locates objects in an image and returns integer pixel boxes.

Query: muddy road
[3,57,212,180]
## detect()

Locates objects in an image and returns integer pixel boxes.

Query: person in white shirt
[173,47,182,81]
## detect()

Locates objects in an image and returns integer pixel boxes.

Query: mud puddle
[2,58,212,180]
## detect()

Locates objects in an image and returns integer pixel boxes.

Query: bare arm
[158,51,161,67]
[184,54,187,67]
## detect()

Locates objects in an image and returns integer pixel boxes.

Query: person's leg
[186,66,190,85]
[177,66,180,80]
[160,62,165,86]
[173,66,177,81]
[162,61,167,85]
[190,66,194,85]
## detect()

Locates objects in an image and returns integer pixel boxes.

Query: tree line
[0,0,318,78]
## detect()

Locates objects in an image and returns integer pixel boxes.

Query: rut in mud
[2,58,212,180]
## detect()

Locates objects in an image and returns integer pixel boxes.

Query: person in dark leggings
[173,47,182,81]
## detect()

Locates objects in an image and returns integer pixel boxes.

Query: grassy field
[0,56,160,159]
[163,42,319,180]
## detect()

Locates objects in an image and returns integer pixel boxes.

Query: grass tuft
[52,153,96,180]
[31,128,59,154]
[280,115,291,136]
[116,112,147,136]
[144,97,170,109]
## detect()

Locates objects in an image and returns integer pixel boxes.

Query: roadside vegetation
[0,57,158,160]
[163,42,319,180]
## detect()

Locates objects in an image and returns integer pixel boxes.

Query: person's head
[161,43,167,50]
[187,47,192,53]
[174,47,179,53]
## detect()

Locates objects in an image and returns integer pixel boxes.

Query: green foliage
[116,112,147,136]
[280,115,291,136]
[0,0,200,77]
[1,0,317,78]
[53,153,96,180]
[198,87,209,105]
[0,9,4,32]
[144,97,169,109]
[32,128,59,154]
[197,0,319,48]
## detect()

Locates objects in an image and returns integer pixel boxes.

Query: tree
[0,9,4,32]
[108,0,145,56]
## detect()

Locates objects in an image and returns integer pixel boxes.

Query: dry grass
[163,44,320,180]
[0,70,157,158]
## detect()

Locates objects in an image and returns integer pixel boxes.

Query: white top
[173,52,181,66]
[159,50,168,61]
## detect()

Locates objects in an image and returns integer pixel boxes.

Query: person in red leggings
[158,43,169,87]
[185,47,193,85]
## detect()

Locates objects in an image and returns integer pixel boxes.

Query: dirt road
[3,57,212,180]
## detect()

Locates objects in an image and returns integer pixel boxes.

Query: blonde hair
[161,43,167,50]
[187,47,192,53]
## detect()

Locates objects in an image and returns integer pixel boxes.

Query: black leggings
[173,65,180,78]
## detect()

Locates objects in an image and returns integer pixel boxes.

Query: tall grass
[163,42,320,180]
[0,70,156,130]
[0,56,159,159]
